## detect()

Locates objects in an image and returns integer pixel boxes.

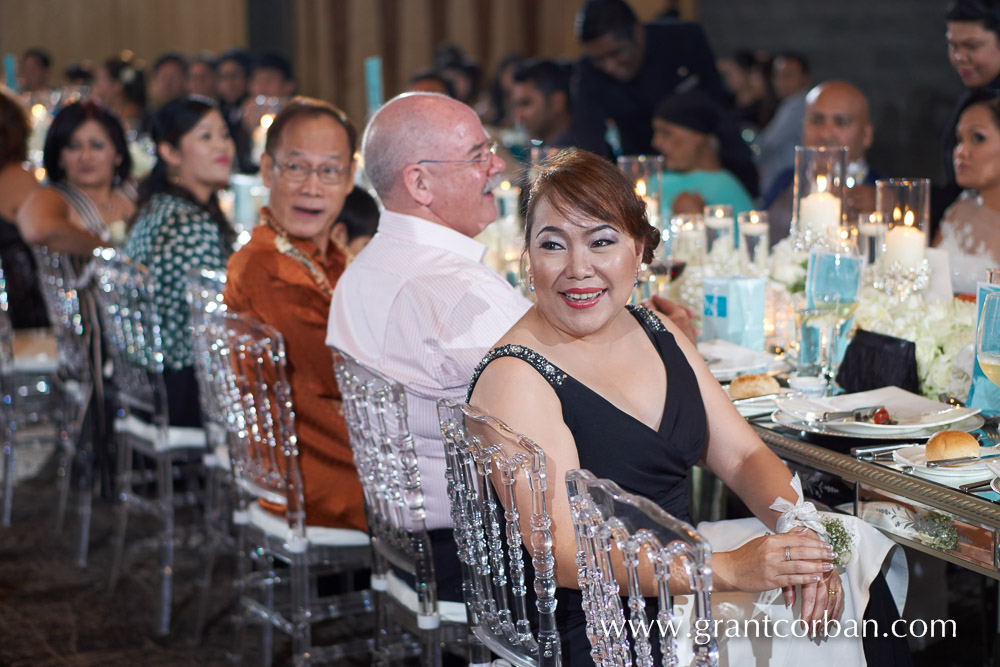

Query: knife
[815,406,884,423]
[926,452,1000,468]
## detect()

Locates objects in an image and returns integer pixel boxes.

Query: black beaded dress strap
[466,304,706,521]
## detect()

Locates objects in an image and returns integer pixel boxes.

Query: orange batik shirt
[224,209,366,532]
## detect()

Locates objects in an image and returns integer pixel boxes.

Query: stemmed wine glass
[977,292,1000,388]
[806,235,863,394]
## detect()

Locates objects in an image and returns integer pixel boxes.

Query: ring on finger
[785,546,791,562]
[828,588,837,596]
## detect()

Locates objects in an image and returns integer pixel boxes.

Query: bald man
[762,80,883,243]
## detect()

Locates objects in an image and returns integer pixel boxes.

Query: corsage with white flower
[769,474,857,566]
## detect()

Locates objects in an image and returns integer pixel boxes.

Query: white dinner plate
[771,410,985,441]
[698,339,786,381]
[894,445,997,480]
[774,386,981,436]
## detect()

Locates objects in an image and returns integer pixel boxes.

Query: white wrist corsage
[769,474,857,566]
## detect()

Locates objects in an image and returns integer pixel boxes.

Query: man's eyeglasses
[416,141,498,166]
[272,158,350,185]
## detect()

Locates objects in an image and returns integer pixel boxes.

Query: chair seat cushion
[114,414,207,450]
[384,569,469,625]
[247,501,370,547]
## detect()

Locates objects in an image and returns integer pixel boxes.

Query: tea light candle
[635,179,659,225]
[858,212,883,237]
[705,210,733,231]
[883,212,925,269]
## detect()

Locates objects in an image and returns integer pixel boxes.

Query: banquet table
[752,419,1000,579]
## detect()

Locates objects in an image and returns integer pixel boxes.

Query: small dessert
[728,373,781,400]
[924,430,980,462]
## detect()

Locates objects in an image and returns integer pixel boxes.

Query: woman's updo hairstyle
[524,148,660,264]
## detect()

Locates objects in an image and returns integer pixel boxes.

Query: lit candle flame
[635,179,647,198]
[903,210,915,227]
[816,174,828,192]
[750,212,759,223]
[260,114,274,130]
[869,212,878,224]
[893,206,902,222]
[714,208,724,218]
[34,167,46,181]
[500,180,511,190]
[30,104,45,120]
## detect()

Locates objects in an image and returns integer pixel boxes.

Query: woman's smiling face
[528,195,643,339]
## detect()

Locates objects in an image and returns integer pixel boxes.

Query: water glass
[977,292,1000,388]
[806,245,863,394]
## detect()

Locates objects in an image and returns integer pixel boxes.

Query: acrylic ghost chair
[30,246,97,566]
[436,398,561,666]
[220,315,372,666]
[331,349,488,666]
[185,267,236,643]
[565,468,718,667]
[0,257,61,527]
[92,249,209,636]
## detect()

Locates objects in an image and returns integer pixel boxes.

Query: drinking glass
[806,239,862,394]
[977,292,1000,388]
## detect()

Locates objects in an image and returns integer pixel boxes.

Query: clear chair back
[565,469,718,667]
[221,312,307,546]
[437,398,560,667]
[31,246,90,381]
[186,269,228,438]
[331,348,436,609]
[91,249,164,421]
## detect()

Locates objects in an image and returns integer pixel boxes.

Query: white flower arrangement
[767,238,809,294]
[852,286,977,400]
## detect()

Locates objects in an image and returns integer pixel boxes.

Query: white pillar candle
[883,224,925,269]
[741,222,768,237]
[799,191,841,233]
[705,214,733,231]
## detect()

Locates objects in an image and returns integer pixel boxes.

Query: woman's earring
[528,274,535,292]
[634,270,640,287]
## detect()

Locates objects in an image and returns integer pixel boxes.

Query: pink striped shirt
[327,210,531,530]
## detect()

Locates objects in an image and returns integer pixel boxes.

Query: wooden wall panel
[0,0,699,128]
[0,0,246,80]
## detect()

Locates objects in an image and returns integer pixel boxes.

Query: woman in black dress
[467,149,909,665]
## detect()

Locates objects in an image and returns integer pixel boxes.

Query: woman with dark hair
[330,186,379,257]
[651,90,758,215]
[468,149,909,665]
[92,54,147,135]
[17,99,136,255]
[0,90,47,328]
[125,96,235,426]
[936,89,1000,294]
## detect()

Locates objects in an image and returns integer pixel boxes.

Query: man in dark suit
[571,0,725,157]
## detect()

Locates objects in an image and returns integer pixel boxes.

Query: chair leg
[468,632,492,666]
[192,473,219,644]
[155,455,174,636]
[74,434,94,568]
[108,437,132,589]
[1,436,14,527]
[290,551,311,667]
[53,432,73,532]
[259,555,275,667]
[420,627,443,667]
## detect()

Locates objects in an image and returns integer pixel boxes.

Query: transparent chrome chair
[0,258,60,526]
[437,398,561,666]
[92,249,208,636]
[565,469,718,666]
[30,246,96,566]
[185,268,234,643]
[332,349,487,666]
[220,314,372,666]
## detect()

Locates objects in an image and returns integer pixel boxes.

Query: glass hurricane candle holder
[618,155,664,230]
[872,178,930,299]
[667,213,705,270]
[704,204,735,254]
[792,146,847,249]
[738,210,770,275]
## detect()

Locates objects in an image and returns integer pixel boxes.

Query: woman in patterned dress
[125,97,235,426]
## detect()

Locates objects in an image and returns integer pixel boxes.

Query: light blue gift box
[701,276,765,350]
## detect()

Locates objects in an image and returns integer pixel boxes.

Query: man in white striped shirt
[327,93,529,599]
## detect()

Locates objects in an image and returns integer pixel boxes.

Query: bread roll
[728,373,781,400]
[925,430,979,461]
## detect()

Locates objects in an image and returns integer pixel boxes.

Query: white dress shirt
[327,210,531,530]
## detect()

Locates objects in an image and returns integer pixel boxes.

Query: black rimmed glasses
[416,141,498,167]
[272,158,351,185]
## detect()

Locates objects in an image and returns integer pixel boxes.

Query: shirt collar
[376,209,487,263]
[260,206,345,270]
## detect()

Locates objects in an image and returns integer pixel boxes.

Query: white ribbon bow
[768,474,828,539]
